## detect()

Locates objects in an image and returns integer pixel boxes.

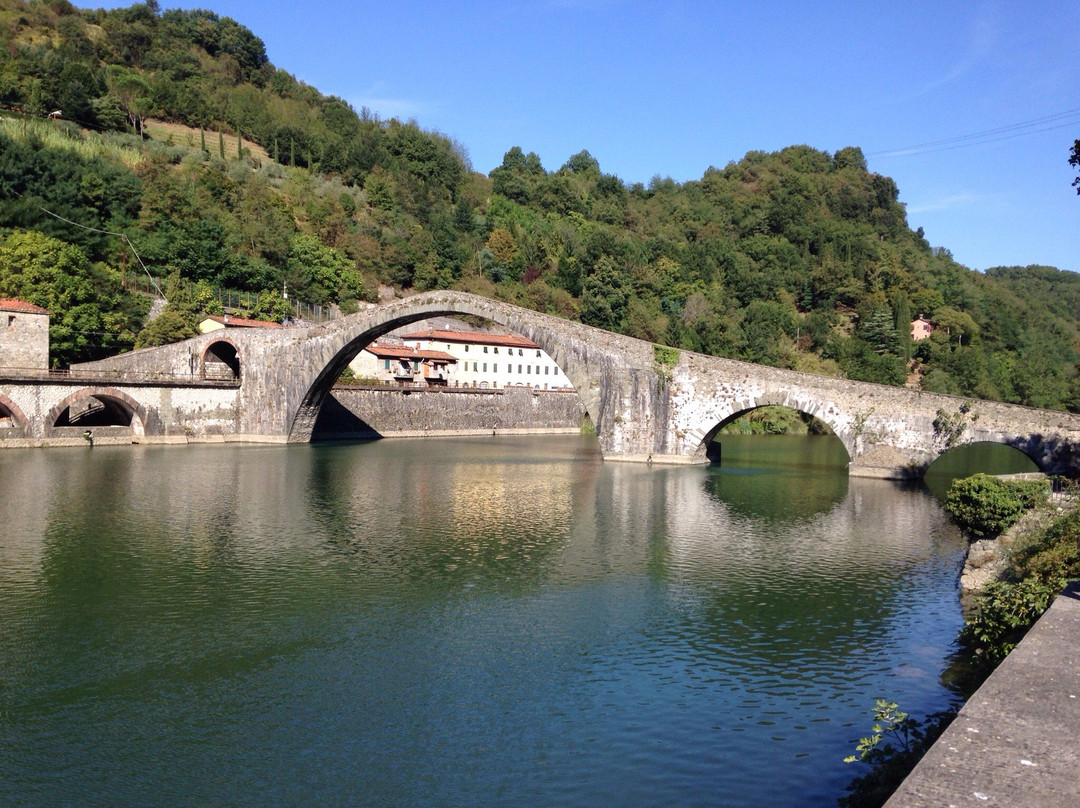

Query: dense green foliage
[0,229,147,363]
[963,504,1080,663]
[943,473,1050,536]
[0,0,1077,409]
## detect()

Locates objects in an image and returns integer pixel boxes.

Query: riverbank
[878,484,1080,806]
[885,581,1080,807]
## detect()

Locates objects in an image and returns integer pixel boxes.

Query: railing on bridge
[0,366,239,387]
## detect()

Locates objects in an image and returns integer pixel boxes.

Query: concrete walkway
[885,581,1080,807]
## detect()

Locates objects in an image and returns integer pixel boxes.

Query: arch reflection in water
[0,436,966,808]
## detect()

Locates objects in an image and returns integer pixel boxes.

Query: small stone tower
[0,299,50,370]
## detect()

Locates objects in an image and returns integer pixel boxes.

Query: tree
[893,291,912,360]
[134,308,197,348]
[0,230,144,365]
[1070,139,1080,194]
[103,65,152,136]
[859,305,901,355]
[580,255,628,331]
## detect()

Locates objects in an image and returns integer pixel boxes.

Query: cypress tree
[894,292,913,360]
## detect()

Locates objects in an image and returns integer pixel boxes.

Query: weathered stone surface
[3,291,1077,474]
[316,386,585,438]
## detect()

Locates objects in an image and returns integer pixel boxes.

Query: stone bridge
[6,290,1080,478]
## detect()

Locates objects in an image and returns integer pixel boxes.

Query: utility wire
[9,190,166,303]
[868,108,1080,159]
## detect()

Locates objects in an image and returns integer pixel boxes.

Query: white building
[398,329,571,390]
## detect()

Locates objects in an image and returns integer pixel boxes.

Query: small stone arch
[45,387,149,437]
[689,393,853,464]
[201,339,241,382]
[925,440,1040,477]
[0,394,30,435]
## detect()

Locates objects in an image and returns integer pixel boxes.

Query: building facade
[398,329,571,390]
[348,340,457,386]
[0,299,49,370]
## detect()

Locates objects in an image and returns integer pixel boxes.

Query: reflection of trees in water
[703,464,849,523]
[305,437,601,596]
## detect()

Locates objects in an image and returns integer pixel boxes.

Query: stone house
[398,328,571,390]
[348,340,457,386]
[0,298,49,370]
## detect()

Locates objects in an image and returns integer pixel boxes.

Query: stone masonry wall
[0,310,49,370]
[316,386,587,438]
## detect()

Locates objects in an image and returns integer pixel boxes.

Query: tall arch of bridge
[267,292,612,445]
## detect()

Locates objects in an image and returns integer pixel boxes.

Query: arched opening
[202,340,241,382]
[306,314,588,443]
[47,390,146,439]
[0,396,28,436]
[923,441,1039,499]
[700,405,850,471]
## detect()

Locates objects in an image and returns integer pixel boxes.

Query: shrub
[943,473,1049,536]
[963,505,1080,664]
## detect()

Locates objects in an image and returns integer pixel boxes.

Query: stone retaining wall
[313,385,587,439]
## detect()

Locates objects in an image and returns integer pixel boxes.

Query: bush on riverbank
[963,506,1080,663]
[943,473,1049,536]
[844,479,1076,806]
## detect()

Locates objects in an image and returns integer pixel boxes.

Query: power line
[8,190,166,303]
[868,108,1080,159]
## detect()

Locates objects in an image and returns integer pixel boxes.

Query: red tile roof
[203,314,282,329]
[399,329,539,349]
[364,342,457,362]
[0,298,48,314]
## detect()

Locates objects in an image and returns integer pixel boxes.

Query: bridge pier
[847,445,933,480]
[603,451,708,466]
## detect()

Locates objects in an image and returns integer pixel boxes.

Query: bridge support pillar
[848,445,932,480]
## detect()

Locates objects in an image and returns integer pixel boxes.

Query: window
[6,315,13,327]
[384,359,390,369]
[526,366,531,374]
[483,346,488,353]
[483,363,487,372]
[494,347,499,354]
[465,345,469,352]
[536,350,541,357]
[473,362,478,371]
[518,349,523,356]
[518,364,522,374]
[544,367,549,375]
[493,364,498,373]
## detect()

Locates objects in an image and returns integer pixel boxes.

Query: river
[0,435,979,807]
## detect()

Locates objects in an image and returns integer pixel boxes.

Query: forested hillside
[0,0,1077,410]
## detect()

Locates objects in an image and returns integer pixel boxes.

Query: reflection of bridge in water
[2,291,1079,478]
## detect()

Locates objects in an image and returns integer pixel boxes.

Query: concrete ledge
[606,452,709,465]
[316,427,582,441]
[885,581,1080,807]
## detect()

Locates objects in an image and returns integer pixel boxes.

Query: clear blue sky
[99,1,1080,274]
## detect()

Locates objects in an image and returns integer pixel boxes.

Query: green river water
[0,435,1033,807]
